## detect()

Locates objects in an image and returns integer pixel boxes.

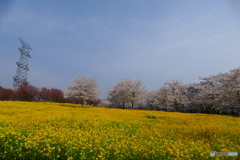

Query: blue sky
[1,0,240,99]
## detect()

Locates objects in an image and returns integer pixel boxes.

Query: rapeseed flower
[0,101,239,159]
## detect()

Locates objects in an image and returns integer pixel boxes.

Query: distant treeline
[106,67,240,116]
[0,82,100,106]
[1,67,240,116]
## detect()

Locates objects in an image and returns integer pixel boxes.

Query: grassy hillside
[0,101,239,159]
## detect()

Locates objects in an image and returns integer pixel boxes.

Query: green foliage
[146,115,157,119]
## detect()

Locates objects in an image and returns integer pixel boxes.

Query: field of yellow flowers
[0,101,239,160]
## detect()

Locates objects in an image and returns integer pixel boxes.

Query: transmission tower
[13,38,32,88]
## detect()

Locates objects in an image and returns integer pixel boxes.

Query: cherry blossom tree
[143,90,157,110]
[108,79,145,109]
[184,83,202,113]
[123,79,146,109]
[98,99,112,107]
[156,86,171,111]
[108,82,129,109]
[66,76,99,107]
[224,68,240,115]
[185,69,240,115]
[163,80,189,112]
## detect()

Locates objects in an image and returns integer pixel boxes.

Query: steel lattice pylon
[13,38,32,88]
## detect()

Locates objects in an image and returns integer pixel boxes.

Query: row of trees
[106,68,240,116]
[0,82,64,102]
[1,67,240,116]
[0,77,101,106]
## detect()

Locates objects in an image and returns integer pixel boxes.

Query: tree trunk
[237,91,240,105]
[81,98,84,107]
[131,102,134,109]
[164,102,167,111]
[174,101,178,111]
[122,102,125,109]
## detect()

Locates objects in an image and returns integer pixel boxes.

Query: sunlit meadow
[0,101,239,160]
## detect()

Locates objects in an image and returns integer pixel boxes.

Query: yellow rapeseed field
[0,101,239,160]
